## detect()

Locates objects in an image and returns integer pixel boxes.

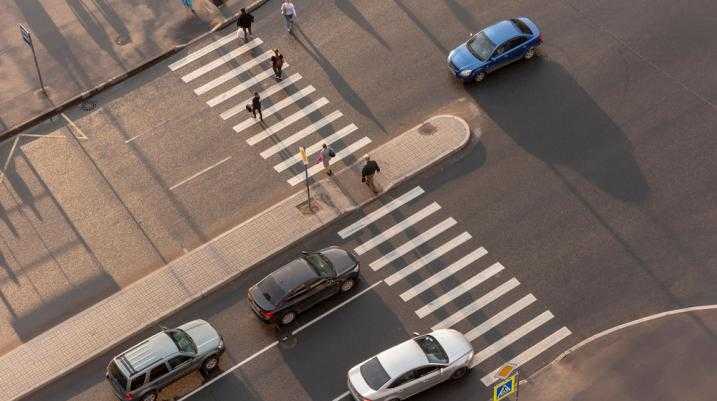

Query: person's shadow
[467,58,649,202]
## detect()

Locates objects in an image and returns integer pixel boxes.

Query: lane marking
[431,278,520,330]
[274,123,359,172]
[181,38,262,82]
[220,73,302,120]
[415,262,505,319]
[331,391,350,401]
[338,186,425,238]
[385,232,472,286]
[287,137,371,186]
[354,202,441,256]
[177,280,383,401]
[369,217,457,271]
[169,157,231,190]
[470,310,554,368]
[169,31,240,71]
[60,112,88,139]
[400,247,488,301]
[250,98,330,146]
[481,326,572,386]
[207,64,291,107]
[233,86,316,132]
[257,109,340,153]
[194,50,274,95]
[464,294,537,341]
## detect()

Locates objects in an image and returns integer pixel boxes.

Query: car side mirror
[160,325,168,331]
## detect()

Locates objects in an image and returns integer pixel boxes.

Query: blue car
[448,17,542,83]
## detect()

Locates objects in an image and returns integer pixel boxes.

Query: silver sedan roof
[376,339,428,378]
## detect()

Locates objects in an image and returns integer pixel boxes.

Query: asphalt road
[16,0,717,399]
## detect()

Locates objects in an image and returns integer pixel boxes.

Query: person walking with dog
[236,8,254,41]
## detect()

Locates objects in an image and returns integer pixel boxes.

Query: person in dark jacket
[271,49,284,80]
[251,92,262,120]
[361,155,381,194]
[237,8,255,41]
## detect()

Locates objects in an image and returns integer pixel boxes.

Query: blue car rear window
[511,18,533,35]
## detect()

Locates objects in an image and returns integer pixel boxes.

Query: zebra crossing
[338,186,573,386]
[168,31,371,186]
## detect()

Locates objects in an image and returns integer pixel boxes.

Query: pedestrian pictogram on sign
[493,375,517,401]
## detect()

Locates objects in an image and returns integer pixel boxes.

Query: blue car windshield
[467,31,495,61]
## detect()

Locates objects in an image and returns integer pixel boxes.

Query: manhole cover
[115,35,130,46]
[80,101,95,111]
[418,122,437,135]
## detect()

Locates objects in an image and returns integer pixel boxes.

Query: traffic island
[0,115,470,401]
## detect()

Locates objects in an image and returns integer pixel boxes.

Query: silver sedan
[347,329,474,401]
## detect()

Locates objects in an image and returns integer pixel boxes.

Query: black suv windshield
[303,253,335,277]
[467,31,496,61]
[168,329,197,354]
[415,335,449,364]
[360,357,390,390]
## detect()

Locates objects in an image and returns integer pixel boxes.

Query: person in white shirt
[280,0,297,33]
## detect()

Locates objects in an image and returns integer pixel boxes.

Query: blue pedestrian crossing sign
[493,375,517,401]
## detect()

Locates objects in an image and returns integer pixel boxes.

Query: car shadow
[466,57,649,203]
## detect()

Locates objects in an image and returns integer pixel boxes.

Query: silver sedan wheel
[524,47,536,59]
[451,366,469,380]
[203,357,218,371]
[474,71,486,82]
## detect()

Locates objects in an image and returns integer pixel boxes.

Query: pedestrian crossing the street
[168,32,371,186]
[337,186,574,385]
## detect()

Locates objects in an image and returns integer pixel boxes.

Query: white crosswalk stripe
[370,218,458,271]
[221,74,302,120]
[400,247,488,301]
[234,86,316,132]
[385,232,472,286]
[207,65,291,107]
[431,278,520,330]
[480,327,572,385]
[286,137,371,186]
[464,294,537,341]
[195,51,274,95]
[169,31,240,71]
[181,38,262,82]
[415,262,505,318]
[259,110,342,156]
[251,99,332,147]
[354,203,441,256]
[338,187,425,238]
[274,124,360,171]
[470,310,554,368]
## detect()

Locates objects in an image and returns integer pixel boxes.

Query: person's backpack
[329,148,335,158]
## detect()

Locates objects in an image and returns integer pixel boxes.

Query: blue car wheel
[474,71,486,83]
[524,47,536,60]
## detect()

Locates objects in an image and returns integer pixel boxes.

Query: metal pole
[30,44,45,94]
[304,163,311,211]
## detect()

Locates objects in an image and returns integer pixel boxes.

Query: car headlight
[218,337,224,349]
[459,70,473,77]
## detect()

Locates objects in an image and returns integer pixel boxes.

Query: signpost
[299,146,311,211]
[18,24,46,95]
[492,364,518,401]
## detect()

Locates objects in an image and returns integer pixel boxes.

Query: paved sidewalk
[520,307,717,401]
[0,115,470,401]
[0,0,254,137]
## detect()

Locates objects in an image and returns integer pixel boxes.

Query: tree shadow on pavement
[65,0,127,69]
[466,58,649,203]
[444,0,481,34]
[393,0,448,54]
[334,0,390,49]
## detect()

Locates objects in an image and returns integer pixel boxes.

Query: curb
[0,0,270,142]
[520,304,717,386]
[12,115,471,401]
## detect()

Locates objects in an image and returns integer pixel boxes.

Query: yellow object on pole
[299,146,308,165]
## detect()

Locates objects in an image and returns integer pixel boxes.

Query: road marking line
[1,137,20,176]
[338,186,425,238]
[273,123,358,171]
[257,109,340,153]
[400,247,488,301]
[177,280,383,401]
[431,278,520,330]
[60,112,88,139]
[331,391,351,401]
[207,64,291,107]
[369,218,457,271]
[287,137,371,186]
[354,203,441,256]
[195,50,274,95]
[481,326,572,386]
[181,38,262,82]
[169,31,241,71]
[251,98,330,145]
[220,73,302,120]
[169,157,231,190]
[292,281,383,336]
[233,86,316,132]
[385,232,472,286]
[464,294,537,341]
[470,310,554,368]
[415,262,505,318]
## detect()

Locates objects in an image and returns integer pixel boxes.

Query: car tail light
[124,393,134,400]
[261,310,274,319]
